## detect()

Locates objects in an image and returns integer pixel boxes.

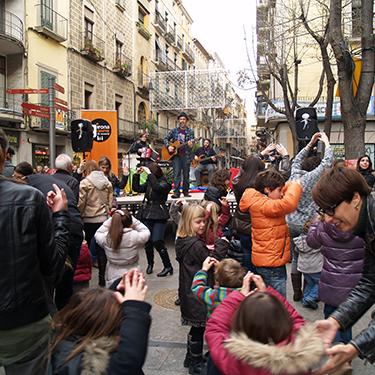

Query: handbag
[135,186,149,221]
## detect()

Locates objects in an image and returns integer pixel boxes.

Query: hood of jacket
[322,221,357,243]
[175,236,201,263]
[224,324,324,374]
[86,171,111,191]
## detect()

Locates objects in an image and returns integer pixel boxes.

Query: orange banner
[81,110,118,170]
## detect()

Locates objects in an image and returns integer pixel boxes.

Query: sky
[183,0,257,117]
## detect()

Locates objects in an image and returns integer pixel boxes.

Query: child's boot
[189,340,203,375]
[183,334,192,368]
[291,272,303,301]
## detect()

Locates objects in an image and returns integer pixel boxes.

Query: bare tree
[328,0,374,158]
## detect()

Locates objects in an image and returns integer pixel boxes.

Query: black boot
[184,334,192,368]
[145,241,154,275]
[157,249,173,277]
[291,272,303,302]
[154,241,173,277]
[96,243,107,287]
[189,340,203,375]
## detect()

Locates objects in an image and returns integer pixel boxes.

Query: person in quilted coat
[240,169,302,296]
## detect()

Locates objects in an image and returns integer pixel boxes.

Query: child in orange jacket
[239,169,302,297]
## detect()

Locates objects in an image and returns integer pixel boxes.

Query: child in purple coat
[306,220,365,343]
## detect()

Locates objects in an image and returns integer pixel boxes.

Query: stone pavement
[92,233,374,374]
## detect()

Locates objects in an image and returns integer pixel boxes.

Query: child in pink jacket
[205,272,325,375]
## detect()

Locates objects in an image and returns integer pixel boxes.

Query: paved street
[92,230,374,374]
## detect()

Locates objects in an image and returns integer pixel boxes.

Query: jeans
[194,163,215,186]
[238,233,255,272]
[172,155,191,194]
[303,272,321,304]
[144,220,167,243]
[256,266,287,297]
[324,304,353,344]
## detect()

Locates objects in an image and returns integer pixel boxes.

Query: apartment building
[255,0,375,159]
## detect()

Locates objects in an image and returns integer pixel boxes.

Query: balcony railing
[0,92,23,121]
[118,118,136,138]
[166,57,177,71]
[154,49,168,70]
[176,35,183,50]
[182,43,194,63]
[35,3,68,42]
[136,21,151,40]
[153,11,167,33]
[81,32,105,62]
[0,10,24,50]
[113,52,132,78]
[165,25,176,45]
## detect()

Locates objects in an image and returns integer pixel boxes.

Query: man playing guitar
[163,112,195,198]
[193,139,217,186]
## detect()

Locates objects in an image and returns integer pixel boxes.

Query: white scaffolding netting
[214,118,248,139]
[150,69,227,111]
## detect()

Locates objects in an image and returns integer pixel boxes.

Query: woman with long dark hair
[132,162,173,276]
[356,154,375,188]
[49,269,151,374]
[232,156,265,271]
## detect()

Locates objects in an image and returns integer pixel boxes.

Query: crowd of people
[2,122,375,375]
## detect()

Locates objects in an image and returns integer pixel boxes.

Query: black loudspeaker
[71,120,94,152]
[295,107,319,141]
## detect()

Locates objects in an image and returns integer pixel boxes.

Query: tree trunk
[342,114,366,159]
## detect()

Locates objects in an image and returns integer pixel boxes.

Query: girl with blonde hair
[175,204,229,374]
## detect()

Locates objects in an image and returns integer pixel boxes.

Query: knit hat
[177,112,189,120]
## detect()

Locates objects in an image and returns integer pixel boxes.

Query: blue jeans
[239,233,255,272]
[324,304,353,344]
[143,219,167,242]
[172,155,191,194]
[256,266,287,297]
[303,272,320,304]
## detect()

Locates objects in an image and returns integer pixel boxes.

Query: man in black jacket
[0,129,69,374]
[193,139,217,186]
[54,153,80,202]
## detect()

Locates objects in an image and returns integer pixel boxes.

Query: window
[165,11,168,23]
[0,56,5,107]
[181,59,187,70]
[40,70,56,127]
[84,6,94,41]
[116,40,123,62]
[138,5,147,25]
[352,6,361,38]
[84,82,94,109]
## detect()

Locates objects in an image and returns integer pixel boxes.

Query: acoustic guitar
[191,155,216,168]
[161,138,200,161]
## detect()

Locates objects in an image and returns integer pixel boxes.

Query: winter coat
[132,173,171,221]
[306,221,364,307]
[204,185,227,207]
[330,194,375,362]
[95,216,150,286]
[205,289,324,375]
[294,234,323,274]
[239,182,302,268]
[50,300,151,375]
[359,169,375,188]
[73,241,92,284]
[0,177,70,330]
[54,169,80,203]
[287,146,333,227]
[175,236,229,326]
[78,171,113,223]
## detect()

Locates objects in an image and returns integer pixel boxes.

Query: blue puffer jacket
[306,221,365,307]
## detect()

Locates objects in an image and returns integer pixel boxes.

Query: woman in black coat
[356,154,375,188]
[132,162,173,276]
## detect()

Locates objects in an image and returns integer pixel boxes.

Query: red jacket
[73,242,92,283]
[205,289,324,375]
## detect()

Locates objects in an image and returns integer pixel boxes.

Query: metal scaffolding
[150,69,227,111]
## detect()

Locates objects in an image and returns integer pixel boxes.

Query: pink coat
[205,289,324,375]
[73,242,92,283]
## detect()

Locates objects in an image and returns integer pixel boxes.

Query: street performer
[164,112,195,198]
[193,138,217,186]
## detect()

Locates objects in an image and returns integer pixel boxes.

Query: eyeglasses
[316,204,338,217]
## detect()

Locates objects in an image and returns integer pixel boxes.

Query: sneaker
[302,300,318,310]
[171,193,181,199]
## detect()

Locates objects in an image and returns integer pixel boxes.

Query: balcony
[165,25,176,45]
[113,52,132,78]
[35,3,68,42]
[166,57,177,71]
[0,92,23,123]
[115,0,126,11]
[136,21,151,41]
[0,10,24,54]
[153,11,166,34]
[176,35,183,50]
[81,33,105,62]
[182,43,194,63]
[118,118,136,138]
[154,49,168,71]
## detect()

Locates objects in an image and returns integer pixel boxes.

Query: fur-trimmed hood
[224,324,324,374]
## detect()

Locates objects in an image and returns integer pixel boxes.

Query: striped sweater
[191,270,239,318]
